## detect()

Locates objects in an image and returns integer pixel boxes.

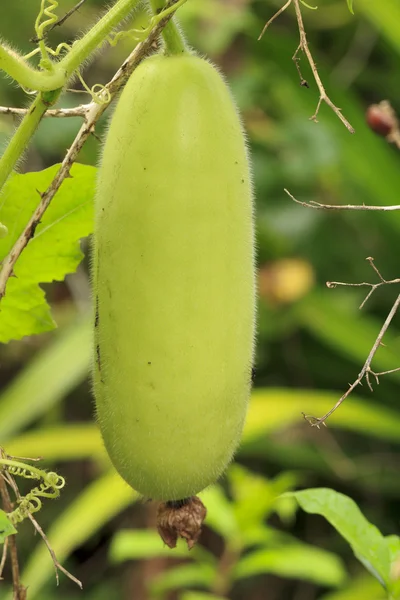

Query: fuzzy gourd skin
[93,54,255,501]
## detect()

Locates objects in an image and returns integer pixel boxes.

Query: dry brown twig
[0,0,182,302]
[327,257,400,310]
[0,536,9,580]
[258,0,355,133]
[0,474,26,600]
[0,105,89,119]
[27,513,83,589]
[303,259,400,427]
[284,188,400,212]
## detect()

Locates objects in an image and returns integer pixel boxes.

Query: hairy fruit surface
[93,54,255,501]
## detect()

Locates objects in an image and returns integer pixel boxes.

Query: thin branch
[0,0,182,302]
[51,0,88,30]
[304,292,400,427]
[258,0,354,132]
[27,513,83,589]
[292,0,354,132]
[0,105,89,119]
[258,0,292,40]
[2,471,19,498]
[285,188,400,211]
[327,257,400,309]
[292,42,310,88]
[31,0,89,43]
[0,475,26,600]
[0,536,8,579]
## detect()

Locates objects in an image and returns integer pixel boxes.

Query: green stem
[0,45,65,92]
[59,0,142,81]
[0,458,47,482]
[0,0,142,91]
[149,0,188,55]
[0,89,61,192]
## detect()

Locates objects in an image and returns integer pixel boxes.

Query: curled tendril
[24,41,71,62]
[19,85,38,96]
[9,475,65,525]
[6,464,40,479]
[35,0,59,43]
[108,0,188,48]
[77,77,111,105]
[300,0,318,8]
[108,28,147,47]
[0,458,66,526]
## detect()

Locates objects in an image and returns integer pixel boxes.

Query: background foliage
[0,0,400,598]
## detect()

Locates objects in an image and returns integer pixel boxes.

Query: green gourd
[93,53,255,503]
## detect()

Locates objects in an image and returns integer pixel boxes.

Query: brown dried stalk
[327,257,400,310]
[0,475,26,600]
[0,105,88,118]
[304,259,400,427]
[285,188,400,212]
[258,0,355,133]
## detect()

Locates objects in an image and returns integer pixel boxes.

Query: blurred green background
[1,0,400,599]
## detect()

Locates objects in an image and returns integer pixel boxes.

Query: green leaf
[18,471,137,599]
[6,424,107,464]
[110,529,187,560]
[386,535,400,565]
[110,529,213,563]
[283,489,391,588]
[198,485,240,542]
[0,509,16,543]
[234,543,346,587]
[321,575,385,600]
[238,525,284,548]
[0,163,95,342]
[0,316,91,441]
[0,281,55,342]
[347,0,354,14]
[229,464,298,529]
[151,563,216,598]
[297,291,400,384]
[356,0,400,53]
[180,593,225,600]
[386,536,400,598]
[0,222,8,238]
[244,388,400,445]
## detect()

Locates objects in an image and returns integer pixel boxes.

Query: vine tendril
[0,457,65,527]
[35,0,59,40]
[32,0,60,67]
[108,0,188,48]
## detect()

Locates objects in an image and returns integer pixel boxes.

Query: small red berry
[366,101,397,137]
